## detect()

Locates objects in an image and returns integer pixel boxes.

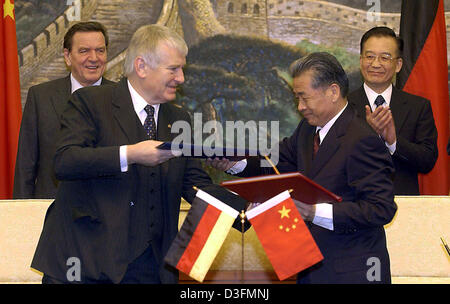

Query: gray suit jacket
[31,78,247,283]
[13,76,114,198]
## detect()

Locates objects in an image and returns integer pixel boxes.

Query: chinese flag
[245,191,323,281]
[165,189,239,282]
[0,0,22,199]
[397,0,449,194]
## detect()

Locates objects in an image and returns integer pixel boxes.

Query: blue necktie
[143,105,156,140]
[375,95,385,108]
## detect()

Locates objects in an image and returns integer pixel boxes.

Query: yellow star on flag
[3,0,15,20]
[278,205,291,219]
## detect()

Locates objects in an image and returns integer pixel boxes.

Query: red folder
[221,172,342,205]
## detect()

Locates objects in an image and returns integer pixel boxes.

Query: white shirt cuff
[226,159,247,175]
[386,140,396,155]
[120,145,128,172]
[312,203,333,230]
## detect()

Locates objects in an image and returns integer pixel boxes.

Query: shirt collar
[316,102,348,143]
[70,74,102,93]
[127,79,160,125]
[363,83,392,110]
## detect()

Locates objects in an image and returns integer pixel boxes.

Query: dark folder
[221,172,342,204]
[156,142,260,161]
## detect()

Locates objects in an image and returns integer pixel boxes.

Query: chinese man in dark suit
[209,52,397,283]
[347,26,438,195]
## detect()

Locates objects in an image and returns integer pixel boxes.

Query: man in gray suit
[31,24,247,284]
[13,21,114,198]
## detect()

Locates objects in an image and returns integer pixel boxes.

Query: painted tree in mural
[178,0,226,39]
[177,64,261,120]
[175,34,307,140]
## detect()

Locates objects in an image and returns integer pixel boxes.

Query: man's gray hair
[289,52,349,98]
[123,24,188,76]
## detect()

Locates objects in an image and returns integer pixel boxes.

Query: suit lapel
[349,86,369,120]
[52,76,113,121]
[157,103,176,142]
[389,87,409,132]
[156,104,175,178]
[309,106,353,178]
[300,124,315,177]
[50,75,72,120]
[111,78,140,144]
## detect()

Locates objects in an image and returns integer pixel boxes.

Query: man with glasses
[348,26,438,195]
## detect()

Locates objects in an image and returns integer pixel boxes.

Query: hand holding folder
[221,172,342,205]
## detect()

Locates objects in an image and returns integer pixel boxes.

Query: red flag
[397,0,449,195]
[245,191,323,281]
[0,0,22,199]
[165,189,239,282]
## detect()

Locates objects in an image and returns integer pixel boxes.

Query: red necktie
[313,130,320,158]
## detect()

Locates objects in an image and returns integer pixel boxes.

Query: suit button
[150,205,154,210]
[150,189,154,193]
[150,223,154,228]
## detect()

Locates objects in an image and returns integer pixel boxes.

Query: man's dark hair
[360,26,403,57]
[289,52,349,98]
[63,21,109,51]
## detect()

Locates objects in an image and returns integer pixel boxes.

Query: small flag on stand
[245,190,323,280]
[165,188,239,282]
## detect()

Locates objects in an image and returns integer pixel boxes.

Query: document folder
[221,172,342,204]
[157,142,260,161]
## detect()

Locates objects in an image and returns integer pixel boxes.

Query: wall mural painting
[15,0,450,182]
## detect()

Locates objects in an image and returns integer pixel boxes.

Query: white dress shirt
[363,83,396,154]
[70,73,102,94]
[119,80,160,172]
[228,104,351,231]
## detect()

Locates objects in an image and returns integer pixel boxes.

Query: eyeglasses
[362,53,399,64]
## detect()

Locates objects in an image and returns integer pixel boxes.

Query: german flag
[396,0,449,194]
[165,189,239,282]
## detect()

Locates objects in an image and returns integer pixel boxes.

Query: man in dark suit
[210,52,397,283]
[347,26,438,195]
[31,24,247,284]
[13,21,113,199]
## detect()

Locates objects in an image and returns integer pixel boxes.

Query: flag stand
[240,209,246,283]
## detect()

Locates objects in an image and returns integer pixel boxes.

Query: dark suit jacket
[241,105,397,283]
[348,86,438,195]
[13,75,114,199]
[30,78,247,283]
